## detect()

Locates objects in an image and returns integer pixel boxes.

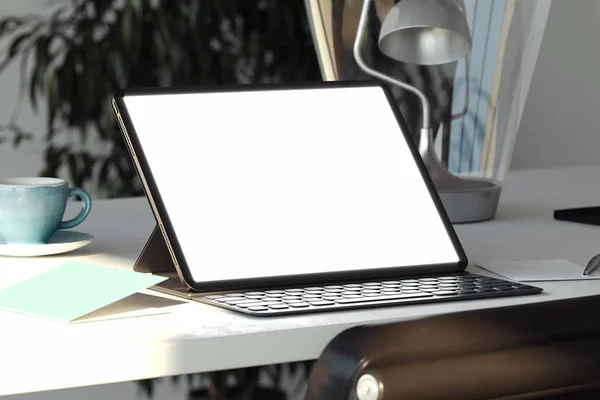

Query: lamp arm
[352,0,431,130]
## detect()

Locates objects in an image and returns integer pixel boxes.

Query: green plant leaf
[98,158,111,189]
[47,73,59,137]
[8,32,31,57]
[48,5,69,30]
[94,0,114,19]
[30,35,51,110]
[67,153,80,187]
[2,0,321,199]
[82,152,95,181]
[0,17,25,36]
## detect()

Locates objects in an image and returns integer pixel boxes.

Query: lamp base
[418,128,501,223]
[438,180,502,224]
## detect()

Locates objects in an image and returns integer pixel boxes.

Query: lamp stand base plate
[438,180,502,224]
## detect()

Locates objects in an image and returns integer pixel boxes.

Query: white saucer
[0,231,94,257]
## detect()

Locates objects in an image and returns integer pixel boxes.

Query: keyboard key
[420,285,438,290]
[343,284,363,289]
[288,302,309,308]
[419,278,438,283]
[262,298,283,304]
[282,296,302,301]
[363,292,382,297]
[285,289,304,294]
[308,300,335,306]
[322,295,342,301]
[305,290,325,295]
[303,294,322,299]
[324,285,344,290]
[305,287,324,291]
[235,301,268,307]
[382,281,401,285]
[205,295,226,300]
[245,295,264,300]
[266,293,285,298]
[363,282,382,287]
[282,298,304,304]
[382,288,401,293]
[248,306,269,311]
[438,276,459,281]
[246,292,265,296]
[268,304,289,310]
[342,294,361,298]
[324,288,343,293]
[336,292,432,304]
[221,297,246,303]
[265,290,285,294]
[433,290,458,296]
[402,289,421,294]
[225,299,260,305]
[225,293,245,297]
[401,279,419,284]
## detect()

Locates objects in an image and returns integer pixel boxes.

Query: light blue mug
[0,177,92,244]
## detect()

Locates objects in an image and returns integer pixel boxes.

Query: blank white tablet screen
[123,86,460,283]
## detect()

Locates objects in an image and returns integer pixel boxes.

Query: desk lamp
[353,0,502,223]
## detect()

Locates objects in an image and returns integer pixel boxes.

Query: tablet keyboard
[198,273,543,316]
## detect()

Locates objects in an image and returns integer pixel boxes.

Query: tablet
[112,81,467,291]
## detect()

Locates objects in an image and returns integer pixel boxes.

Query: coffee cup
[0,177,92,244]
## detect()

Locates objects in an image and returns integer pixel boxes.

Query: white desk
[2,166,600,396]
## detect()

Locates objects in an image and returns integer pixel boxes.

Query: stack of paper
[479,259,600,282]
[0,261,172,323]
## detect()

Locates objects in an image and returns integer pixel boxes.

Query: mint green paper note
[0,261,167,322]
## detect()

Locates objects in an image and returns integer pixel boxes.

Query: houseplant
[0,0,319,398]
[0,0,321,198]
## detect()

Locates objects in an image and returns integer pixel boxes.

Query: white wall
[0,1,47,179]
[511,0,600,170]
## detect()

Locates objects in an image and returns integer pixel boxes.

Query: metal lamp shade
[378,0,472,65]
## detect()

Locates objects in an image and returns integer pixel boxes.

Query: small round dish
[0,231,94,257]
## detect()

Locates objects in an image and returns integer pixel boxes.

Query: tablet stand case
[134,225,176,274]
[134,225,200,296]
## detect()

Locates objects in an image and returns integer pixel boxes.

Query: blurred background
[0,0,598,201]
[0,0,322,199]
[1,0,598,399]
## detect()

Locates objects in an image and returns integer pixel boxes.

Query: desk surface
[2,166,600,396]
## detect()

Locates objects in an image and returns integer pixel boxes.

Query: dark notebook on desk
[112,81,542,316]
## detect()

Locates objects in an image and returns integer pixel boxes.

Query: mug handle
[60,188,92,230]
